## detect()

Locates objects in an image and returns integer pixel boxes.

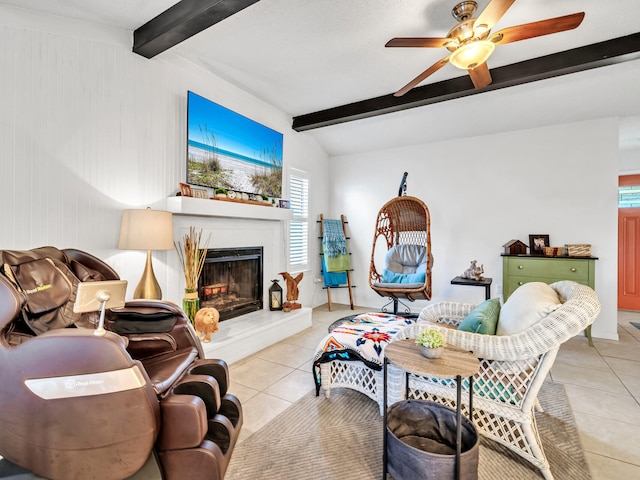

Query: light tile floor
[227,304,640,479]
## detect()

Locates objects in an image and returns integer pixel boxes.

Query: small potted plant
[214,188,227,198]
[415,328,446,359]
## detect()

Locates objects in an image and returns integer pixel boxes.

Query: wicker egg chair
[369,195,433,314]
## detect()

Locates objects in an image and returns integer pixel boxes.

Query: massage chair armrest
[1,329,141,378]
[0,328,160,424]
[108,300,204,359]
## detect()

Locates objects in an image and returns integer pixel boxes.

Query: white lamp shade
[118,208,174,251]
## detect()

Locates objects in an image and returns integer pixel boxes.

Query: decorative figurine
[462,260,485,281]
[194,307,220,342]
[279,271,304,310]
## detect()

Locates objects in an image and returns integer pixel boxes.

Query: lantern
[269,279,283,311]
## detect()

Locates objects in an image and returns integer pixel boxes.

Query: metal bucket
[387,400,479,480]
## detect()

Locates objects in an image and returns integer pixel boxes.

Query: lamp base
[133,250,162,300]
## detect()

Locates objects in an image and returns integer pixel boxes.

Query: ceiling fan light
[449,40,495,70]
[474,23,489,36]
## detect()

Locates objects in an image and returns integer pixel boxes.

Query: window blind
[288,173,309,269]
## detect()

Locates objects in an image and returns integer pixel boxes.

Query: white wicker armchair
[395,281,600,480]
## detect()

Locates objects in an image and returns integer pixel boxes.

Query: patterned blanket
[313,312,416,392]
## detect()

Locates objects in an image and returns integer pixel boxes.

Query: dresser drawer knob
[518,265,524,269]
[571,268,577,272]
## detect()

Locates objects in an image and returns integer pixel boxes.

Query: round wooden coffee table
[383,339,480,480]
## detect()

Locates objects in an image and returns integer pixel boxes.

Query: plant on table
[416,329,446,358]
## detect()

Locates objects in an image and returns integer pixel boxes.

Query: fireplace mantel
[166,196,293,221]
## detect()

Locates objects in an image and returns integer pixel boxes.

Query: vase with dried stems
[175,227,209,326]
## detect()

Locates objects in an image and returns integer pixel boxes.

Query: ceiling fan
[386,0,585,96]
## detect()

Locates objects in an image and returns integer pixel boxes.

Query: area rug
[225,381,590,480]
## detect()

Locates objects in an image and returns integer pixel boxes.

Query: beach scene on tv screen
[187,91,283,198]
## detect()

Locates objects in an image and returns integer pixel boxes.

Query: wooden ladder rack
[319,214,355,311]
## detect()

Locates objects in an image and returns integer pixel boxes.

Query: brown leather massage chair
[0,247,242,480]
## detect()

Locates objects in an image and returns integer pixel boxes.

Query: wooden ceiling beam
[133,0,260,59]
[292,32,640,132]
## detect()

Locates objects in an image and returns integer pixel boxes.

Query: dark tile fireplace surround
[198,246,264,321]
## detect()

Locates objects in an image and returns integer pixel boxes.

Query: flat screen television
[186,91,283,198]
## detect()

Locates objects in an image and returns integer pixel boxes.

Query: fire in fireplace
[198,247,263,321]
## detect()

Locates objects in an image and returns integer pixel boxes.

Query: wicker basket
[565,244,591,257]
[543,247,565,257]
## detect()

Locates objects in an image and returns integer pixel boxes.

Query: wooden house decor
[503,239,528,255]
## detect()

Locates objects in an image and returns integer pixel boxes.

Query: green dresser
[502,254,597,344]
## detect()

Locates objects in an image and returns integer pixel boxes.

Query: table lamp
[118,207,174,299]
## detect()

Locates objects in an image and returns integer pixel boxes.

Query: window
[619,185,640,208]
[288,170,309,271]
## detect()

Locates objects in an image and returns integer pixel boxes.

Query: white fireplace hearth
[200,307,311,364]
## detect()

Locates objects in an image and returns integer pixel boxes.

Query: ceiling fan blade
[394,56,450,97]
[475,0,516,31]
[490,12,585,45]
[468,62,492,89]
[385,37,449,48]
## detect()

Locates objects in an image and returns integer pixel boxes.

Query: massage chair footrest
[188,358,230,397]
[158,440,227,480]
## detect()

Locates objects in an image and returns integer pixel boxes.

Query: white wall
[619,148,640,174]
[0,6,329,308]
[328,118,619,341]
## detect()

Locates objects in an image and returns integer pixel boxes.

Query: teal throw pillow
[457,298,500,335]
[381,269,426,284]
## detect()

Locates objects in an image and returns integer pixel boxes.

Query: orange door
[618,175,640,310]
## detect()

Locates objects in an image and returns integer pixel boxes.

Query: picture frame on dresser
[529,234,550,255]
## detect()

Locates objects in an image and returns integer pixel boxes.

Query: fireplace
[198,247,263,321]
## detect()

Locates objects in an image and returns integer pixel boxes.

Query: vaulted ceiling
[4,0,640,156]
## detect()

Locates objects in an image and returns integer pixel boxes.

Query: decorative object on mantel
[461,260,485,281]
[269,279,283,311]
[175,227,210,325]
[502,239,528,255]
[192,187,208,199]
[179,183,193,197]
[118,207,174,300]
[279,271,303,311]
[211,195,273,207]
[194,307,219,343]
[528,234,550,256]
[415,328,446,359]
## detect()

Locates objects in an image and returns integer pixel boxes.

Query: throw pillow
[497,282,562,336]
[457,298,500,335]
[381,269,426,284]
